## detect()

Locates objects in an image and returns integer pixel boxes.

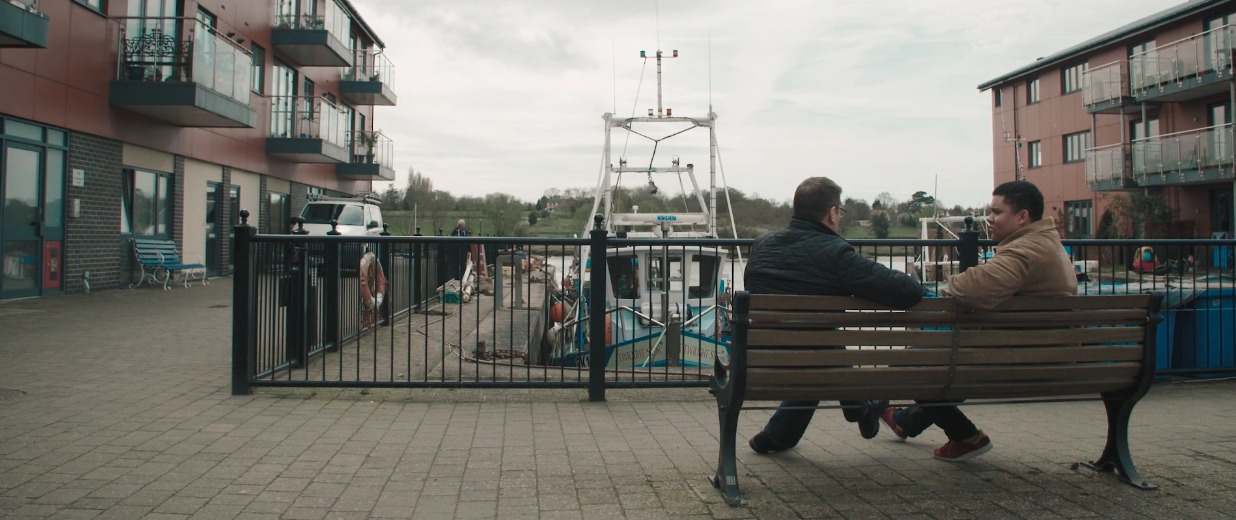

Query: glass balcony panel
[1085,145,1127,185]
[118,18,252,104]
[1082,61,1127,106]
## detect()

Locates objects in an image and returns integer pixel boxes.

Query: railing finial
[964,216,974,231]
[593,214,604,229]
[239,209,250,226]
[327,219,341,236]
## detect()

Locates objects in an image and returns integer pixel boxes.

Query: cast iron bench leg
[709,402,746,506]
[1081,394,1157,490]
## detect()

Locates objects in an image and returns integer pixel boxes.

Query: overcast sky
[352,0,1183,208]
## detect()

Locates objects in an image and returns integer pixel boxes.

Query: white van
[298,194,384,236]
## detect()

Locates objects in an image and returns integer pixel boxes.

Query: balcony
[266,95,350,163]
[339,50,397,106]
[1085,144,1135,191]
[1082,61,1138,114]
[109,18,256,128]
[1131,25,1235,103]
[270,1,351,67]
[0,0,49,48]
[336,131,394,180]
[1132,124,1236,186]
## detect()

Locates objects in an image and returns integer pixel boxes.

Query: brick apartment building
[979,0,1236,244]
[0,0,397,300]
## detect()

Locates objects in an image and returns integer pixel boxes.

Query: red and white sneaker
[880,407,907,442]
[933,432,992,462]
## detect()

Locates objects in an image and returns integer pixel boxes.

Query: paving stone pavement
[1,282,1235,520]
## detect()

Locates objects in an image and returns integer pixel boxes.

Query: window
[1131,118,1160,140]
[994,88,1002,107]
[251,44,265,94]
[1028,141,1042,168]
[302,78,315,121]
[1066,200,1093,238]
[608,255,640,299]
[1064,131,1090,163]
[1027,77,1040,104]
[121,169,170,237]
[270,61,296,137]
[1062,62,1088,94]
[267,193,289,233]
[73,0,105,13]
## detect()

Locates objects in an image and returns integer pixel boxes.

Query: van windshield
[301,204,364,226]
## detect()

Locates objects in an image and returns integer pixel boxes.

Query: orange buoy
[551,302,566,323]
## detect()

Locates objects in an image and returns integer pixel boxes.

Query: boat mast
[709,107,717,237]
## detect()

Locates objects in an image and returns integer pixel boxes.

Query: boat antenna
[655,0,660,52]
[612,37,616,114]
[708,31,712,108]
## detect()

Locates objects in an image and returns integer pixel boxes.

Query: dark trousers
[895,401,979,442]
[762,400,866,449]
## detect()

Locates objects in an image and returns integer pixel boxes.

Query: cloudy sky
[352,0,1182,208]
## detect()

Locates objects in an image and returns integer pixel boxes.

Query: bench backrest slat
[132,238,185,264]
[744,379,1137,402]
[735,293,1158,402]
[748,345,1145,366]
[748,327,1145,349]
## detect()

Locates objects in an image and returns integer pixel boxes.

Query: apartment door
[2,144,43,299]
[206,182,222,276]
[1132,118,1160,173]
[1214,188,1234,236]
[227,185,239,273]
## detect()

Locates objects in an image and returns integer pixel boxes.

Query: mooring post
[588,214,608,402]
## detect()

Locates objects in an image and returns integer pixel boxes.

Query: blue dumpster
[1176,288,1235,377]
[1153,310,1177,379]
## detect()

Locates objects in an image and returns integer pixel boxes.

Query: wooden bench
[709,292,1163,506]
[130,238,207,290]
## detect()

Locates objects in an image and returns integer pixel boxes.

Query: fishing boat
[550,48,736,370]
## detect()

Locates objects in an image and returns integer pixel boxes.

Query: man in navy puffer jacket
[745,177,924,454]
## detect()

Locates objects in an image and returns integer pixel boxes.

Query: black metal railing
[232,213,1236,400]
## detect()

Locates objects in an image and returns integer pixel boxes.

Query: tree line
[380,168,986,238]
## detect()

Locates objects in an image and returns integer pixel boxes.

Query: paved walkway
[1,282,1234,520]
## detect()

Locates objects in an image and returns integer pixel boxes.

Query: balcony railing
[346,130,394,168]
[343,49,396,90]
[10,0,38,11]
[269,95,350,148]
[275,0,348,41]
[1132,123,1234,180]
[1084,144,1128,185]
[1131,25,1233,95]
[1082,61,1128,106]
[116,17,252,105]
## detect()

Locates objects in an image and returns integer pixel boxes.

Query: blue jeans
[894,402,979,442]
[761,400,868,449]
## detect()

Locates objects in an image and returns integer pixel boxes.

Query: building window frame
[1064,131,1090,164]
[994,88,1002,107]
[1027,77,1040,104]
[250,43,265,94]
[1062,62,1088,94]
[72,0,105,14]
[1028,140,1042,168]
[1065,200,1094,238]
[120,168,172,239]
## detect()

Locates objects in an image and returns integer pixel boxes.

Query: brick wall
[290,181,308,231]
[258,175,269,233]
[173,156,185,252]
[65,133,124,293]
[220,167,232,276]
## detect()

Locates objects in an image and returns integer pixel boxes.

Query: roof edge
[977,0,1228,91]
[339,0,386,49]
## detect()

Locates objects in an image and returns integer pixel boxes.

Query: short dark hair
[992,181,1044,221]
[793,177,843,221]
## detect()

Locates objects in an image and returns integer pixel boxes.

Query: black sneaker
[748,431,783,454]
[857,400,888,440]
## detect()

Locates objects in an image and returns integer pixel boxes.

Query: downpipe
[82,271,91,295]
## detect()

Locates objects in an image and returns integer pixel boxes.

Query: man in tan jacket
[880,181,1077,461]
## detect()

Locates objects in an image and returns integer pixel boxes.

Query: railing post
[231,209,255,395]
[324,219,341,350]
[379,223,391,324]
[287,217,310,367]
[959,216,979,273]
[588,214,608,402]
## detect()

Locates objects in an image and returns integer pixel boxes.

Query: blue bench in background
[130,238,207,290]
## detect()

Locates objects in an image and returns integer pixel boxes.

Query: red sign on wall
[43,241,61,290]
